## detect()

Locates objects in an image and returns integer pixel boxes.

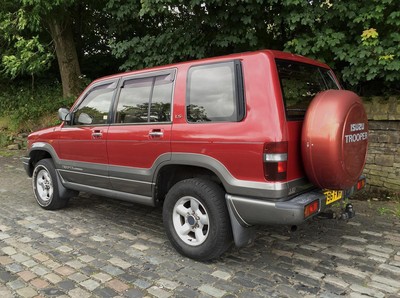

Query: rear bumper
[226,176,365,226]
[226,191,324,226]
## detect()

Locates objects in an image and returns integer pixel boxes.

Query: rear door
[107,69,175,197]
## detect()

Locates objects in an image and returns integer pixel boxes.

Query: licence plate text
[324,190,343,205]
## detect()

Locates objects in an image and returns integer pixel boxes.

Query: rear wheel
[163,178,232,261]
[32,159,69,210]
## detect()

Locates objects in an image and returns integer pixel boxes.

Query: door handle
[92,130,103,139]
[149,129,164,137]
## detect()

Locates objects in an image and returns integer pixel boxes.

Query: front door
[57,79,119,189]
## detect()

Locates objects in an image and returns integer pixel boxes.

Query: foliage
[0,0,118,95]
[107,0,400,96]
[2,36,53,79]
[0,3,53,82]
[279,0,400,95]
[378,204,400,218]
[107,0,281,70]
[0,81,74,133]
[1,0,399,98]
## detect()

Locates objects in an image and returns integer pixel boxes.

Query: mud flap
[226,198,256,248]
[56,171,79,199]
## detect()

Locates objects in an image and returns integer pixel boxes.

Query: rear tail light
[263,141,288,181]
[304,200,319,218]
[357,178,366,190]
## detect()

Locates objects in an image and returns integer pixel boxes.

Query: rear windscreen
[276,59,340,120]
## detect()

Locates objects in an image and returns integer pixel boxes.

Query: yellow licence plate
[324,190,343,205]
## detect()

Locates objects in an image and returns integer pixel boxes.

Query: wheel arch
[27,143,78,201]
[26,148,55,176]
[153,164,224,206]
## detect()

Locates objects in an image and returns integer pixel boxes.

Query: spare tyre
[301,90,368,190]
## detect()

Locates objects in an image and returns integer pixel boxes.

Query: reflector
[304,200,319,218]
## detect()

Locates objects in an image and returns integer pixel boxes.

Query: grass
[373,192,400,218]
[0,80,75,151]
[0,147,25,157]
[377,204,400,218]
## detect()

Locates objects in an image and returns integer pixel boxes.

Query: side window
[116,73,173,123]
[186,61,243,123]
[73,82,116,125]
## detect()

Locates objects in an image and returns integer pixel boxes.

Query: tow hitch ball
[316,203,355,220]
[340,203,355,220]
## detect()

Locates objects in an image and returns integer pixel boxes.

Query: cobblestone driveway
[1,154,399,298]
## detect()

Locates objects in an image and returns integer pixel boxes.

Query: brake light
[263,141,288,181]
[357,178,366,190]
[304,200,319,218]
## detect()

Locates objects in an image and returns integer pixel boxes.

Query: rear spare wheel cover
[301,90,368,189]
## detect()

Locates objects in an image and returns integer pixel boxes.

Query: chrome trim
[109,176,153,185]
[62,181,154,206]
[148,131,164,137]
[58,169,107,179]
[28,142,308,201]
[109,176,154,197]
[163,153,306,199]
[264,153,288,162]
[58,169,112,190]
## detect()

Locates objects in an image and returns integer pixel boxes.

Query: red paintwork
[301,90,368,189]
[28,50,343,186]
[57,125,109,164]
[107,124,172,168]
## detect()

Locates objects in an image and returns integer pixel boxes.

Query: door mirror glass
[77,113,93,125]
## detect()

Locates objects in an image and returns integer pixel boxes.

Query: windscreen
[276,59,340,120]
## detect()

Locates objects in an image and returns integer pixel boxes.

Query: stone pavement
[0,154,399,298]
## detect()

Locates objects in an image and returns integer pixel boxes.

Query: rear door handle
[149,129,164,137]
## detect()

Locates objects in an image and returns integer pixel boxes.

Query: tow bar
[340,203,355,220]
[316,203,355,220]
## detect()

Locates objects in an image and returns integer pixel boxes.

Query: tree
[107,0,399,96]
[106,0,280,70]
[279,0,400,95]
[1,0,117,97]
[21,0,82,97]
[0,5,53,89]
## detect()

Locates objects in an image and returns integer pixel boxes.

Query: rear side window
[186,61,244,122]
[115,72,174,123]
[276,59,340,120]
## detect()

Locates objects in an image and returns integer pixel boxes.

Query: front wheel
[163,178,232,261]
[32,159,69,210]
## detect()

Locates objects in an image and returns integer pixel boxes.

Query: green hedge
[0,81,75,133]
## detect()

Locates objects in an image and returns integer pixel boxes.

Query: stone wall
[363,97,400,196]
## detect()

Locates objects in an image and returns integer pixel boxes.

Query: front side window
[115,73,174,124]
[186,61,243,123]
[73,81,117,125]
[276,59,340,120]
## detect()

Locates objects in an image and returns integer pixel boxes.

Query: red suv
[23,50,368,260]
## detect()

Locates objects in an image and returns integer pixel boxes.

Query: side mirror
[77,113,93,125]
[58,108,71,122]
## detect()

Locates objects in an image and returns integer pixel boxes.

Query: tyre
[302,90,368,189]
[163,178,232,261]
[32,159,69,210]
